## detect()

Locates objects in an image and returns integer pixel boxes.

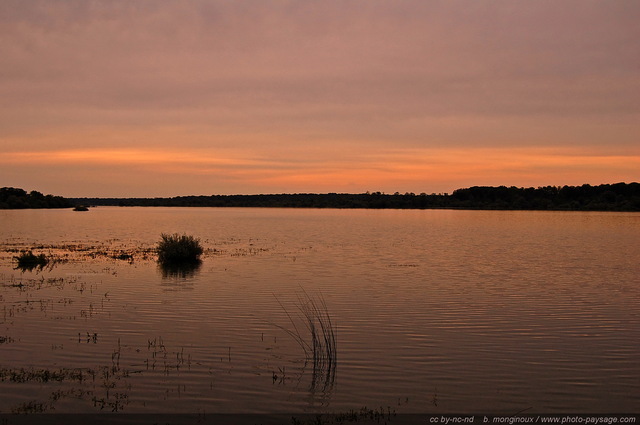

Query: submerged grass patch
[0,337,194,413]
[157,233,203,265]
[0,367,86,383]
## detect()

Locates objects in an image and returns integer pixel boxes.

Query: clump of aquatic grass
[14,251,48,271]
[156,233,203,265]
[273,289,337,390]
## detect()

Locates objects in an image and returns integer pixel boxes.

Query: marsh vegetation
[156,233,203,265]
[0,234,342,413]
[274,290,337,391]
[14,251,49,271]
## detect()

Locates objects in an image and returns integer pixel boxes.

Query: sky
[1,0,639,197]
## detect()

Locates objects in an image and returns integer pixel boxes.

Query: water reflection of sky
[0,208,638,413]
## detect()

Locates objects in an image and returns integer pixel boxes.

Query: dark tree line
[447,183,640,211]
[0,187,72,209]
[72,182,640,211]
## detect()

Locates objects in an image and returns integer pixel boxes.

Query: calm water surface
[0,207,638,414]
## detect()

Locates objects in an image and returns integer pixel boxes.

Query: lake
[0,207,638,415]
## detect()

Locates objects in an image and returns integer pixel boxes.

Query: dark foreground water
[0,207,638,414]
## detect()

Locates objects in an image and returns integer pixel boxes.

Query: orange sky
[1,1,638,197]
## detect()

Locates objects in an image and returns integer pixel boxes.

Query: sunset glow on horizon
[1,1,638,197]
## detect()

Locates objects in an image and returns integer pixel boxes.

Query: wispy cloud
[2,146,637,196]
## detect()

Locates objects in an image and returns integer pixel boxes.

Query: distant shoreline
[3,183,639,211]
[69,183,639,212]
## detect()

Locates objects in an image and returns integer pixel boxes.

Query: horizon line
[66,181,638,199]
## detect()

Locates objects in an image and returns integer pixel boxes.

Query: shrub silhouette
[15,251,49,271]
[157,233,203,264]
